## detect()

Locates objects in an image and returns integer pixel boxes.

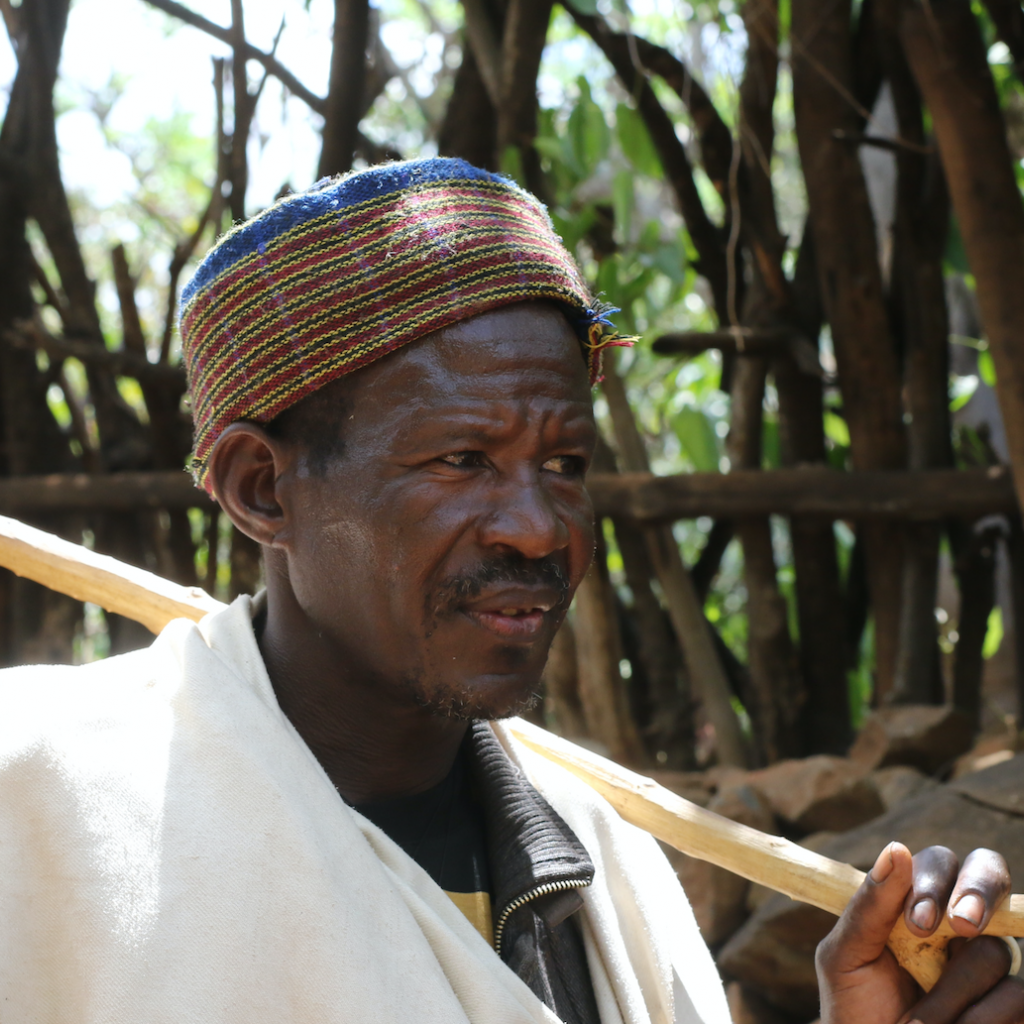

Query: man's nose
[477,472,570,560]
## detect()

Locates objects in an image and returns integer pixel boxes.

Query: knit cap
[180,157,632,491]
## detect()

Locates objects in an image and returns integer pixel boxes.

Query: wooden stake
[0,512,1019,989]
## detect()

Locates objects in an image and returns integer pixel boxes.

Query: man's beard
[405,552,570,720]
[409,680,543,722]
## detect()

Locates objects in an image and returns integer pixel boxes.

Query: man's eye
[542,455,585,476]
[439,451,484,468]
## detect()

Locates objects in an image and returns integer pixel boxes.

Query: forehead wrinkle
[343,303,593,447]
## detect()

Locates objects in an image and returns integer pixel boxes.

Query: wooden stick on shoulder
[505,717,1024,990]
[0,513,224,634]
[0,512,1019,990]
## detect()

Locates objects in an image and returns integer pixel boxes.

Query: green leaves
[615,103,661,178]
[983,606,1004,659]
[566,78,610,178]
[499,146,526,187]
[672,406,720,472]
[612,169,634,239]
[823,411,850,447]
[978,347,997,386]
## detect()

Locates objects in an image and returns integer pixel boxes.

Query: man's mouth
[462,592,558,641]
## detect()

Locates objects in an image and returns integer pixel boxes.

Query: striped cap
[180,157,632,492]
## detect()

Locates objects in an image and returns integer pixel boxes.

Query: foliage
[7,0,1021,729]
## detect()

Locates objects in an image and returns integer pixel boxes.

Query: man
[0,157,1020,1023]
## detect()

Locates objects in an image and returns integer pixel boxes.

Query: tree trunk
[728,355,803,764]
[318,0,370,178]
[877,7,952,706]
[495,0,551,197]
[438,47,498,169]
[791,0,907,702]
[900,0,1024,522]
[542,618,586,738]
[573,539,647,765]
[776,228,852,754]
[601,359,749,766]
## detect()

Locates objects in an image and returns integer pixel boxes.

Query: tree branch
[142,0,326,113]
[4,318,187,389]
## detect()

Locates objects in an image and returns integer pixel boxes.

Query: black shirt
[353,740,495,943]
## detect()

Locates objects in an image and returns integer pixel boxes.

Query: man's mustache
[429,555,570,619]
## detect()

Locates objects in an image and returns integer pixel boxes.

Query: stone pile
[649,705,1022,1024]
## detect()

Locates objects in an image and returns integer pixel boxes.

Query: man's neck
[257,584,469,805]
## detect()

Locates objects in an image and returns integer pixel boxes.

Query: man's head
[206,302,596,720]
[180,159,630,721]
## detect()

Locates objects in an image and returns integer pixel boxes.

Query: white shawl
[0,596,730,1024]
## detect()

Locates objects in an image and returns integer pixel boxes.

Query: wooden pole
[587,466,1016,523]
[0,514,222,634]
[0,468,1012,520]
[504,717,1024,992]
[0,512,1019,989]
[600,360,750,768]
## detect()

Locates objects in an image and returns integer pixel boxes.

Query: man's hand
[817,842,1024,1023]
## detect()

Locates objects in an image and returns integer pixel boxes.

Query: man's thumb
[819,842,914,972]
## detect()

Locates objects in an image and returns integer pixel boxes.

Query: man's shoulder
[0,640,174,765]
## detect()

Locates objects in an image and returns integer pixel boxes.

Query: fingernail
[910,898,937,931]
[951,893,985,927]
[870,843,895,883]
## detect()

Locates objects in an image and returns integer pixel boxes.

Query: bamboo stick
[0,513,1019,989]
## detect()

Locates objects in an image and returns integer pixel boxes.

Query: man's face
[277,302,597,720]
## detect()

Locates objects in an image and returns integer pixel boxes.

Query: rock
[719,782,1024,1016]
[706,765,749,792]
[718,894,834,1019]
[951,730,1019,780]
[726,981,802,1024]
[950,752,1024,816]
[746,756,883,834]
[665,782,776,946]
[870,765,940,810]
[849,705,975,774]
[643,769,713,808]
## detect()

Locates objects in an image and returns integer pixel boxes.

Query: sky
[1,0,347,211]
[0,0,746,215]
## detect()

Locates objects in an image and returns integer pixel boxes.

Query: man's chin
[410,675,542,722]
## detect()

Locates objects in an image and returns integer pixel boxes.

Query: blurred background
[4,1,1024,1017]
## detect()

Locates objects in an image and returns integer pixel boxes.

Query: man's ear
[206,423,293,548]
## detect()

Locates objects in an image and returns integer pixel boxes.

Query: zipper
[494,877,592,957]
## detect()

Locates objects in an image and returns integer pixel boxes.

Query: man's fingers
[904,847,959,937]
[817,842,915,975]
[947,849,1012,938]
[956,977,1024,1024]
[900,936,1013,1024]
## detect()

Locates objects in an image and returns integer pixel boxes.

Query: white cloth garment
[0,595,731,1024]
